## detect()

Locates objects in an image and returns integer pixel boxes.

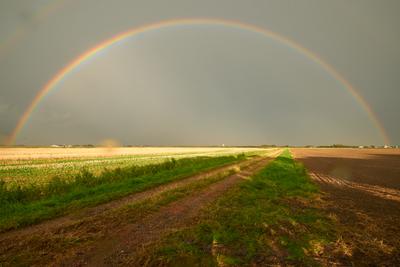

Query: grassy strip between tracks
[140,150,335,266]
[0,154,247,232]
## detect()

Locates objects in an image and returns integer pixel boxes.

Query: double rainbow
[5,18,390,145]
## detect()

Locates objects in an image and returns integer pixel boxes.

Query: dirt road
[293,148,400,266]
[0,153,277,266]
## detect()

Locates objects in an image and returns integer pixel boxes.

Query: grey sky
[0,0,399,145]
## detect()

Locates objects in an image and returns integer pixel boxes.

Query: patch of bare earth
[0,154,276,266]
[293,148,400,266]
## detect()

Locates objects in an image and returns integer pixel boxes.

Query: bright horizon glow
[5,18,391,145]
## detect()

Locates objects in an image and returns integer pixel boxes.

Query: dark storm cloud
[0,0,399,145]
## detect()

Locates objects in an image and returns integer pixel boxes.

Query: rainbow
[5,18,391,145]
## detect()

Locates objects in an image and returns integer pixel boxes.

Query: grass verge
[0,154,246,232]
[139,150,335,266]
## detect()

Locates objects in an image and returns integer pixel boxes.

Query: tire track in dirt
[62,156,274,266]
[292,148,400,266]
[310,172,400,203]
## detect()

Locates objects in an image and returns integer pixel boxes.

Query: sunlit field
[0,147,264,187]
[1,148,399,266]
[0,147,273,232]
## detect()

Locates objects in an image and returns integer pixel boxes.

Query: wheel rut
[63,156,273,266]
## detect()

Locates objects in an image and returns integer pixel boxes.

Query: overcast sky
[0,0,399,146]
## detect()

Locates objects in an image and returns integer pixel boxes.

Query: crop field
[0,147,399,266]
[0,147,270,229]
[292,148,400,265]
[0,147,263,187]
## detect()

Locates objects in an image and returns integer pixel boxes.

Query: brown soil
[292,148,400,266]
[0,154,276,266]
[65,156,271,266]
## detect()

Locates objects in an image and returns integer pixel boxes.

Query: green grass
[143,150,334,266]
[0,154,247,232]
[0,166,243,267]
